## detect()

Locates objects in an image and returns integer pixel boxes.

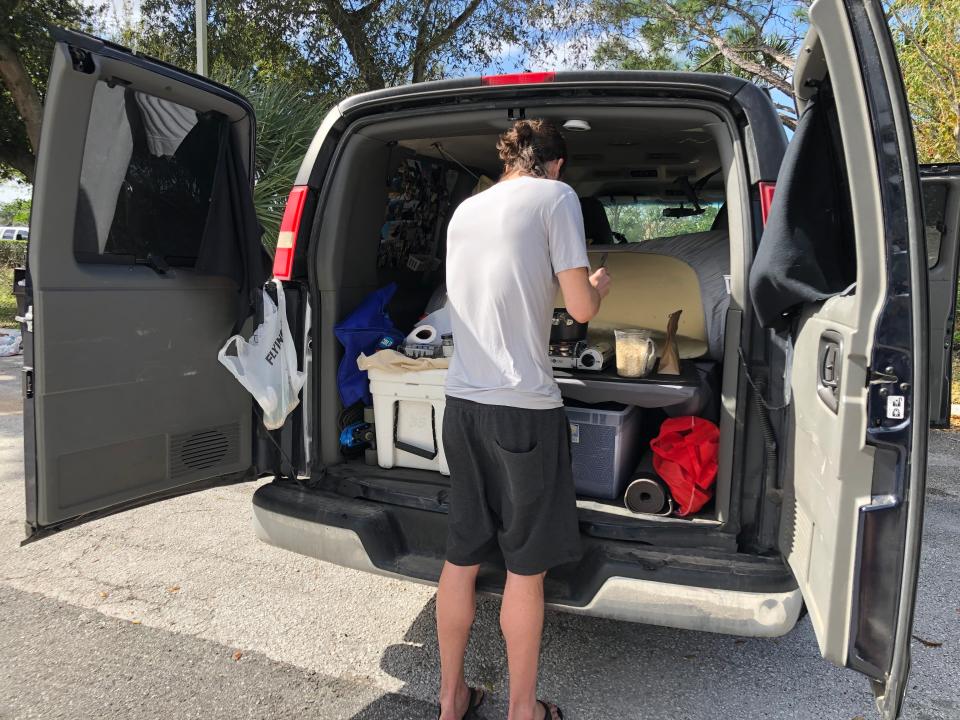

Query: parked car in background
[0,227,28,241]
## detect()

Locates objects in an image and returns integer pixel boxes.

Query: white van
[19,2,960,717]
[1,227,29,241]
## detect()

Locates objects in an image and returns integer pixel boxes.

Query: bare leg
[437,561,480,720]
[501,570,548,720]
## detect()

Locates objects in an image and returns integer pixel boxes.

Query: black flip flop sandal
[538,699,564,720]
[436,686,486,719]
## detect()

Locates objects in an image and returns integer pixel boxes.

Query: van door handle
[817,331,843,413]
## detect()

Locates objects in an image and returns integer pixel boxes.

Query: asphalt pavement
[0,354,957,719]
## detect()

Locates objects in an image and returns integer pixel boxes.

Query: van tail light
[273,185,308,280]
[758,181,776,226]
[480,71,556,86]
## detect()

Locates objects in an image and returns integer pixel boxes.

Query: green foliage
[885,0,960,162]
[0,240,26,268]
[0,267,17,328]
[0,0,102,181]
[0,196,29,225]
[605,203,720,242]
[213,71,332,249]
[591,0,809,127]
[124,1,338,92]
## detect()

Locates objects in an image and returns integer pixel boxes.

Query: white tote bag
[218,279,307,430]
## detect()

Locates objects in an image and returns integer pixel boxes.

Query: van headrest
[580,197,614,245]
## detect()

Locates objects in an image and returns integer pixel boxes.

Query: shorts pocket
[494,441,544,507]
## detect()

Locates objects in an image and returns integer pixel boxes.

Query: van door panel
[921,164,960,428]
[768,1,928,716]
[24,30,259,541]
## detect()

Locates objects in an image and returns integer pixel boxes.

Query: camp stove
[549,340,613,372]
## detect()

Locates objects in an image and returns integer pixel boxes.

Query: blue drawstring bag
[334,283,405,407]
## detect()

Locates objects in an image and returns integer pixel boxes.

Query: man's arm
[557,267,611,324]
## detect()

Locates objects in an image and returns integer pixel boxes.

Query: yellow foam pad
[556,251,708,359]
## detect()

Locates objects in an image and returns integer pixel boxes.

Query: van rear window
[73,82,227,267]
[602,199,722,242]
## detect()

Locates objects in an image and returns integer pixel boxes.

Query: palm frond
[214,70,333,250]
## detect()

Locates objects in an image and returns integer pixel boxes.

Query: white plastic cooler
[368,367,449,475]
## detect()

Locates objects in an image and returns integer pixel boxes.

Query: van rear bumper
[252,481,803,637]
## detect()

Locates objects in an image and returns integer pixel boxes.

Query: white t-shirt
[445,176,590,409]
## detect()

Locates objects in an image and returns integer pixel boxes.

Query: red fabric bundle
[650,416,720,516]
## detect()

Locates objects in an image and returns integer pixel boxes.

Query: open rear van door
[22,30,268,542]
[920,164,960,428]
[750,1,928,717]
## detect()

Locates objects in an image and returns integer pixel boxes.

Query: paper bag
[357,349,450,372]
[658,310,682,375]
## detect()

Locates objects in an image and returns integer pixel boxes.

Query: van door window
[73,81,227,267]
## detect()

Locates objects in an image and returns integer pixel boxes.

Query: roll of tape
[407,324,438,345]
[577,346,604,370]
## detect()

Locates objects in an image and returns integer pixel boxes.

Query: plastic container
[565,403,643,499]
[614,329,657,378]
[368,367,449,475]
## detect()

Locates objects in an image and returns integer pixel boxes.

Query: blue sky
[0,182,30,205]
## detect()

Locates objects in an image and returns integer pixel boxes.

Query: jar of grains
[614,329,657,378]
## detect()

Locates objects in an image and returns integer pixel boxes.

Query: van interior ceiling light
[563,119,591,132]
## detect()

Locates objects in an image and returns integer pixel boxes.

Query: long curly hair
[496,119,567,177]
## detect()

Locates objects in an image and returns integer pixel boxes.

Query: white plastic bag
[218,279,306,430]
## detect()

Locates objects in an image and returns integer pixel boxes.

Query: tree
[0,0,102,182]
[214,71,332,248]
[0,196,30,225]
[125,1,337,91]
[886,0,960,162]
[592,0,810,128]
[129,0,559,95]
[606,201,720,242]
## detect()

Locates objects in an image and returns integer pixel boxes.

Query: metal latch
[22,366,33,399]
[868,366,900,386]
[15,304,32,333]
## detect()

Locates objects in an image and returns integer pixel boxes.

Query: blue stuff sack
[334,283,405,407]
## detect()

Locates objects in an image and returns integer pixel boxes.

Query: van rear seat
[577,250,711,357]
[558,230,730,418]
[561,229,730,361]
[629,230,730,362]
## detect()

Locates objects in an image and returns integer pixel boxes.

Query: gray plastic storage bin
[565,403,643,500]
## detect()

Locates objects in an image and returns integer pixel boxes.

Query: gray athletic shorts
[442,395,583,575]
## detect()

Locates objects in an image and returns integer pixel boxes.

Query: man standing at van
[437,119,611,720]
